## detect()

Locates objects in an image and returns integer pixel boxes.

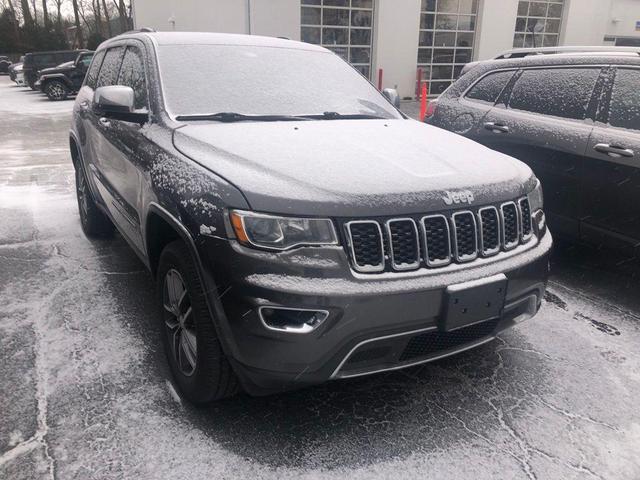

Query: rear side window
[85,50,105,89]
[117,46,148,110]
[608,68,640,131]
[465,70,515,104]
[35,54,55,65]
[508,68,600,120]
[96,47,124,88]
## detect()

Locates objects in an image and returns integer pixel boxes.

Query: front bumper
[200,229,552,396]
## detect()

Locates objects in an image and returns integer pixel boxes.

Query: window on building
[417,0,479,96]
[300,0,374,79]
[609,68,640,131]
[507,67,600,120]
[513,1,564,48]
[465,70,516,104]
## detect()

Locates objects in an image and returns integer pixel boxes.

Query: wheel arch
[145,203,240,361]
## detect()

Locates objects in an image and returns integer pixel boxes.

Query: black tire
[157,240,239,404]
[75,165,115,238]
[44,80,69,101]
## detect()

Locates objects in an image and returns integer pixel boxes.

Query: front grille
[399,318,499,362]
[452,211,477,261]
[479,207,500,256]
[345,221,384,272]
[519,198,532,241]
[386,219,420,270]
[344,196,535,273]
[422,215,451,266]
[501,202,519,250]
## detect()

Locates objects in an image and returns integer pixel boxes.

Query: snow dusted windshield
[157,44,402,119]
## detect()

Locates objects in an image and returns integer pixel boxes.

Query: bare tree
[71,0,83,46]
[41,0,48,29]
[53,0,63,30]
[101,0,111,36]
[20,0,33,28]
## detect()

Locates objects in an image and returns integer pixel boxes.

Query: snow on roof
[143,31,327,52]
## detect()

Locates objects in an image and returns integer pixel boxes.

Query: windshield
[157,44,401,119]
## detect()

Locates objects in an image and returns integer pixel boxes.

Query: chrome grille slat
[451,211,478,262]
[478,206,501,257]
[518,197,533,242]
[500,202,520,251]
[345,221,385,273]
[345,198,536,273]
[421,214,452,267]
[386,218,420,271]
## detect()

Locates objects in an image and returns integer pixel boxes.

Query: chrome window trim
[344,220,385,273]
[477,206,501,257]
[451,210,478,262]
[500,201,520,250]
[420,214,452,267]
[385,218,421,271]
[258,306,330,334]
[518,197,533,242]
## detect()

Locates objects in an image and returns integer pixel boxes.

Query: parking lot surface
[1,77,639,480]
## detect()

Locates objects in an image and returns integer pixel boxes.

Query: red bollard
[419,82,428,122]
[377,68,383,90]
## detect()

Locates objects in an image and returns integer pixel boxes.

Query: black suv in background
[23,49,88,89]
[71,32,551,403]
[36,51,94,100]
[0,56,11,74]
[427,47,640,255]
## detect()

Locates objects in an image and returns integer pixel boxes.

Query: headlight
[528,178,543,212]
[230,210,338,250]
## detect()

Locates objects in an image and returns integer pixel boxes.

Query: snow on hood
[173,119,535,217]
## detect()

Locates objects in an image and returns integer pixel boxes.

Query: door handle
[99,117,111,128]
[593,143,634,158]
[484,122,510,133]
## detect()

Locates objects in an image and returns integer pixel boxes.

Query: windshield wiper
[297,111,387,120]
[175,112,310,122]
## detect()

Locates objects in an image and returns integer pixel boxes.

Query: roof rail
[493,46,640,59]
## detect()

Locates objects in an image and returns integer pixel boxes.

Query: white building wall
[475,0,519,60]
[249,0,300,40]
[606,0,640,37]
[132,0,247,33]
[561,0,611,45]
[372,0,421,98]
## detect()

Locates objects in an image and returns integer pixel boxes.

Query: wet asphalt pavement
[0,76,639,480]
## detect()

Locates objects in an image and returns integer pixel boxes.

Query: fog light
[259,307,329,334]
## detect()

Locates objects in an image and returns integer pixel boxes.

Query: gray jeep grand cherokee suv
[70,31,551,403]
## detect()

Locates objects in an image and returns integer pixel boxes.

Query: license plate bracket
[440,274,508,332]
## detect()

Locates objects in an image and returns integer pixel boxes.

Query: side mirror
[93,86,148,124]
[382,88,401,108]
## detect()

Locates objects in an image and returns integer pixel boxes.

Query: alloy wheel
[47,83,65,100]
[76,169,89,219]
[163,269,197,377]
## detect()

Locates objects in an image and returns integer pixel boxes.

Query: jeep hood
[173,119,535,217]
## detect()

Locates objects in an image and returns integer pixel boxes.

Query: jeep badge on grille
[442,190,474,205]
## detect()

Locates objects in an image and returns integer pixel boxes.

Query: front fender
[40,73,72,89]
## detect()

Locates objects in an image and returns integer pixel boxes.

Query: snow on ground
[0,76,639,479]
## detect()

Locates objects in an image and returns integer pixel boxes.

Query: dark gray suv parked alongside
[70,31,551,403]
[426,48,640,255]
